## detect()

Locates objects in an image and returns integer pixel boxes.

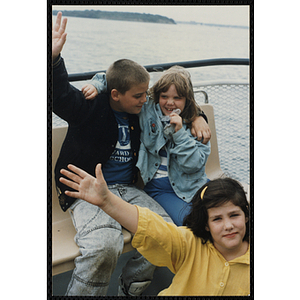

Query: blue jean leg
[145,189,192,226]
[66,198,123,296]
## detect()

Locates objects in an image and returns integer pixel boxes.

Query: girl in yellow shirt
[60,163,250,296]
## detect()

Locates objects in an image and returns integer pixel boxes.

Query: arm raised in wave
[60,164,139,233]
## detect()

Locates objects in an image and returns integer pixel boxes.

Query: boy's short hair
[106,59,150,94]
[183,177,250,244]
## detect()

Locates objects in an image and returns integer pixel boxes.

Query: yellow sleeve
[132,206,188,273]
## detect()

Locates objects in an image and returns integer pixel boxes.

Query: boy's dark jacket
[53,56,141,211]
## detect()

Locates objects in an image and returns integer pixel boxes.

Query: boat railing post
[194,90,209,103]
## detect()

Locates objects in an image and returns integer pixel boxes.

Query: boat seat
[200,104,249,202]
[52,126,134,276]
[199,104,224,180]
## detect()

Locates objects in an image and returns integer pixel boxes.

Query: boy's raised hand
[82,84,99,100]
[60,164,108,208]
[52,12,68,61]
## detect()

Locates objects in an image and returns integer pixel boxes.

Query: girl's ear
[245,217,249,223]
[111,89,120,102]
[205,225,210,232]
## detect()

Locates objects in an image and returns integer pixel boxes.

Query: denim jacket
[91,73,211,203]
[137,100,211,203]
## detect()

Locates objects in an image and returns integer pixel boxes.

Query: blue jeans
[144,178,192,226]
[66,184,172,296]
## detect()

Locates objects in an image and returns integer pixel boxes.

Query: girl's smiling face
[159,84,186,116]
[206,201,248,260]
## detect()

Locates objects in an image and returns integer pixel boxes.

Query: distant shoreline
[53,10,248,29]
[176,21,248,29]
[52,10,176,24]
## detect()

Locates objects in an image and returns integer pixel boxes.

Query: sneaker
[117,280,151,296]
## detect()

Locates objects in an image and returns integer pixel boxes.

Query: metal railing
[54,58,250,184]
[192,80,250,184]
[68,58,249,82]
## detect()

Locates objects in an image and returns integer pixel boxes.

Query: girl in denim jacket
[82,66,210,225]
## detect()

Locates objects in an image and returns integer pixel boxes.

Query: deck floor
[52,250,174,296]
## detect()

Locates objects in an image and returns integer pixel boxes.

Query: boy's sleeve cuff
[52,54,61,68]
[198,110,208,123]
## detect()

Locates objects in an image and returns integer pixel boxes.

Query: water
[60,17,249,82]
[53,16,250,184]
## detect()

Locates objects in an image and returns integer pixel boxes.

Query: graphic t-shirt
[102,110,134,185]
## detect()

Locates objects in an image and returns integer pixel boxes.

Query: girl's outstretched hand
[60,164,139,233]
[60,164,108,207]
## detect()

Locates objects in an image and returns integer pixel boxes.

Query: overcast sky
[52,5,249,27]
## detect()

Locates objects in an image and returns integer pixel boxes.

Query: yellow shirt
[132,206,250,296]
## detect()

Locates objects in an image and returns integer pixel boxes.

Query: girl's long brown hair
[149,66,202,127]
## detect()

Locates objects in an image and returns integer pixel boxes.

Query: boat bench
[51,103,249,276]
[51,126,135,276]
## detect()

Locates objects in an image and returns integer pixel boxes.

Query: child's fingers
[53,12,62,32]
[190,127,196,138]
[95,163,104,180]
[82,85,91,93]
[170,114,182,124]
[191,127,203,141]
[60,168,81,184]
[201,130,211,144]
[85,93,94,100]
[83,91,89,98]
[65,190,80,198]
[67,164,88,178]
[59,177,79,191]
[81,86,89,95]
[85,91,97,100]
[81,84,97,100]
[59,17,68,35]
[170,113,181,123]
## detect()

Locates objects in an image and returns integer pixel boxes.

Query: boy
[52,12,210,296]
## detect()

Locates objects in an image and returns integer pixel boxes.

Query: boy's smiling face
[206,201,248,260]
[110,82,149,114]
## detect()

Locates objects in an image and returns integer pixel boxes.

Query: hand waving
[52,12,68,61]
[60,164,109,207]
[60,164,139,233]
